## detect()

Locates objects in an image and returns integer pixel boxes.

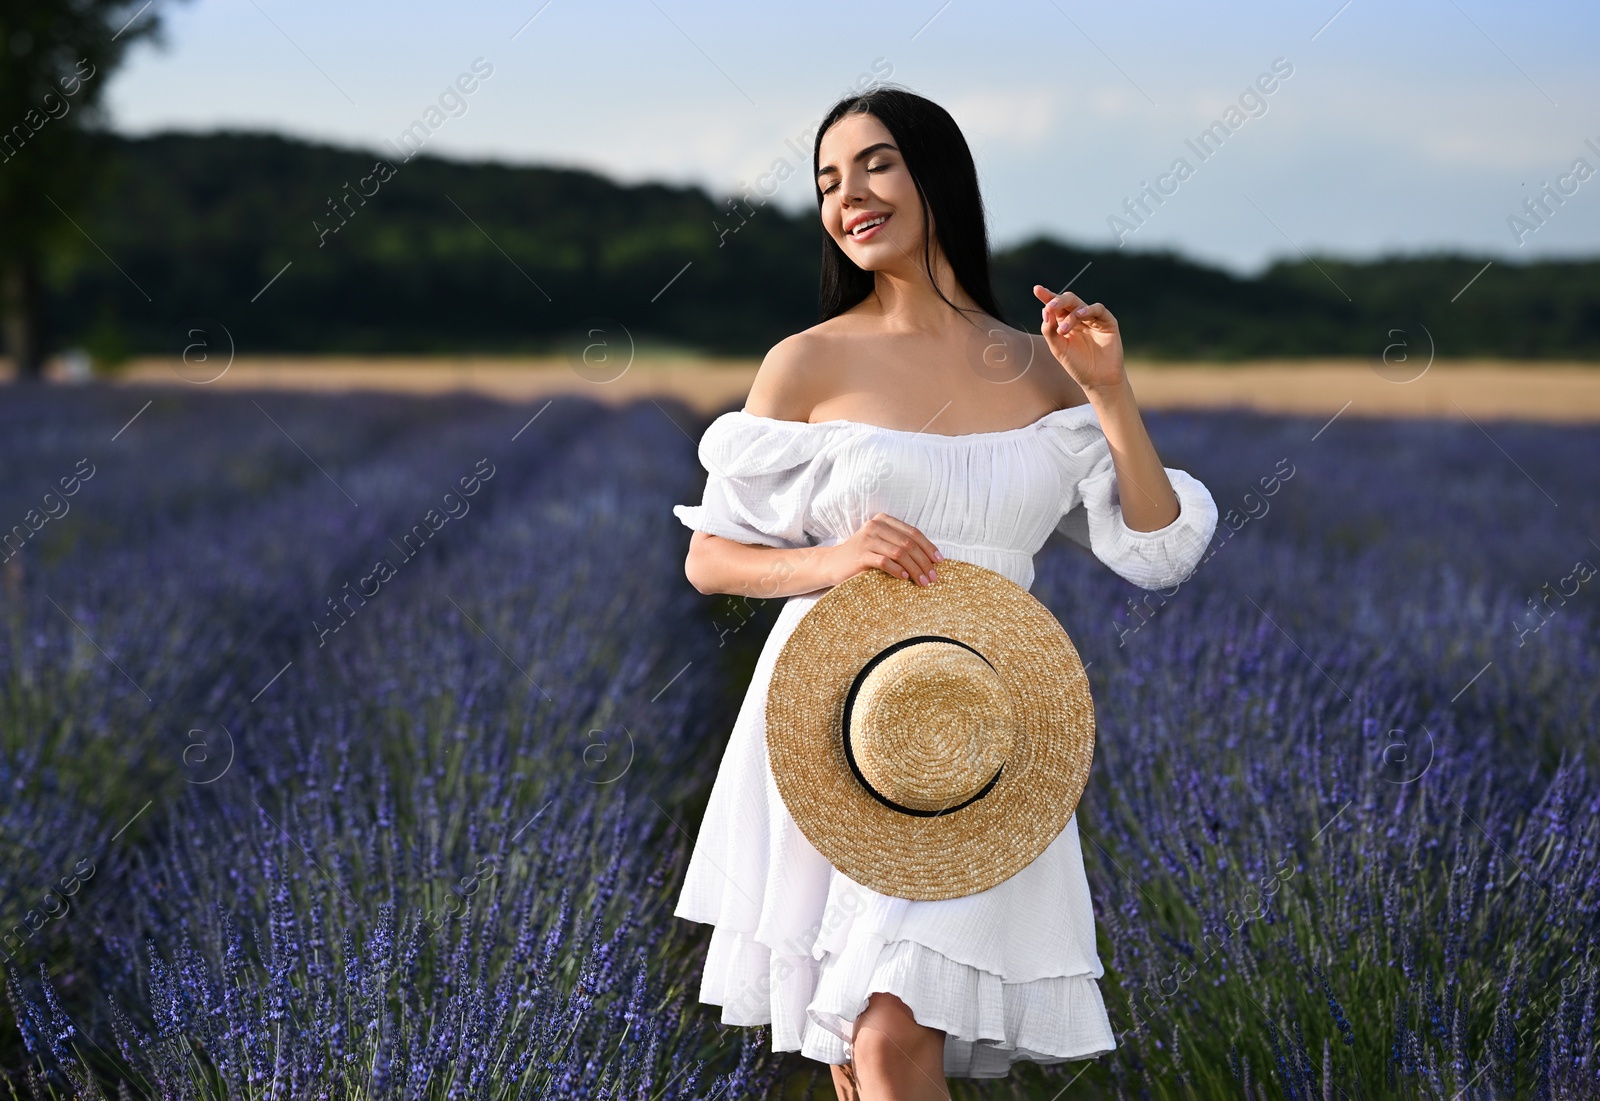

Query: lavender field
[1,386,1596,1100]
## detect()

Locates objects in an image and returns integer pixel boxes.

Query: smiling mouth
[849,213,890,240]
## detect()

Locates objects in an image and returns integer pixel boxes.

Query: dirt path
[19,355,1600,423]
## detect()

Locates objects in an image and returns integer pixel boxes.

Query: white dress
[671,404,1219,1078]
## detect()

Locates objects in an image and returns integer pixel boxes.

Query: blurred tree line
[16,130,1600,366]
[1,0,175,380]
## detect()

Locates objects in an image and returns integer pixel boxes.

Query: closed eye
[820,162,891,196]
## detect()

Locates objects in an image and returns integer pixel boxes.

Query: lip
[845,211,891,241]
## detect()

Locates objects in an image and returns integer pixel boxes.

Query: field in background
[10,355,1599,424]
[4,386,1597,1098]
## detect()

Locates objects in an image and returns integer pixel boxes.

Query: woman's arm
[1033,285,1180,532]
[684,533,841,599]
[1081,379,1181,532]
[686,514,946,598]
[682,334,854,599]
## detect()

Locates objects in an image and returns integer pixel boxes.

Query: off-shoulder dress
[671,404,1219,1078]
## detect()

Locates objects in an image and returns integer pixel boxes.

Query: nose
[840,170,869,206]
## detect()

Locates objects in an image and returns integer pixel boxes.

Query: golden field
[10,355,1600,423]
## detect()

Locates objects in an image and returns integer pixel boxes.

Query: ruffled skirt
[675,587,1118,1079]
[698,924,1116,1077]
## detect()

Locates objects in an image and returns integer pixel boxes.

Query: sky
[105,0,1600,276]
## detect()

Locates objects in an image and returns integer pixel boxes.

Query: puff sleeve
[672,411,835,550]
[1046,411,1219,591]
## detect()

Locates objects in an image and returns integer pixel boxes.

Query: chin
[838,239,901,271]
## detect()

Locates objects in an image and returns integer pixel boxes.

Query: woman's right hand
[829,513,943,587]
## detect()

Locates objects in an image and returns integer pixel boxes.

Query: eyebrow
[816,142,898,179]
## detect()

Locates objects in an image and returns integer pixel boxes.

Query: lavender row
[4,393,778,1098]
[1014,410,1599,1100]
[1,388,599,980]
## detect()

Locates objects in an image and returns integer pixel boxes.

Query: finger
[863,524,916,581]
[1042,290,1086,318]
[872,550,913,582]
[1030,281,1081,312]
[905,530,944,582]
[1043,298,1089,337]
[1040,310,1074,350]
[879,535,939,584]
[871,515,942,582]
[1074,301,1116,328]
[1051,299,1113,336]
[878,515,942,562]
[1050,307,1086,337]
[883,512,940,560]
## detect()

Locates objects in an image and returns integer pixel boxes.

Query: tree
[1,0,176,381]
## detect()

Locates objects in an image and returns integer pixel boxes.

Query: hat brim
[766,558,1095,901]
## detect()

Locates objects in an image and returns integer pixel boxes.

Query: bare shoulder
[743,325,849,423]
[1017,330,1091,409]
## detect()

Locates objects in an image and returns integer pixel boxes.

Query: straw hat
[766,558,1096,901]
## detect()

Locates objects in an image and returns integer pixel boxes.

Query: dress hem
[684,917,1119,1080]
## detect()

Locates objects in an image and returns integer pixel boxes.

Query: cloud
[945,89,1058,148]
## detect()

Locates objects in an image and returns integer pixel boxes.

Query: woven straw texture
[766,558,1095,901]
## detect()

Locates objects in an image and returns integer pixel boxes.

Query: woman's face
[816,111,925,273]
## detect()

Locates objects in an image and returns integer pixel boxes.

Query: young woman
[672,86,1218,1099]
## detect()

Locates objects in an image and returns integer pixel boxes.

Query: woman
[672,86,1218,1098]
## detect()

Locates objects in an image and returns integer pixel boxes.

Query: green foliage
[994,240,1600,360]
[50,132,821,358]
[40,131,1600,361]
[1,0,184,378]
[0,0,184,255]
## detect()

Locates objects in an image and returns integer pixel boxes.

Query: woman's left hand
[1033,285,1126,393]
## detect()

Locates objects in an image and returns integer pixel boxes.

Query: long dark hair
[813,85,1006,325]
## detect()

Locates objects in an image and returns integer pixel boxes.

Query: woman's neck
[857,260,984,335]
